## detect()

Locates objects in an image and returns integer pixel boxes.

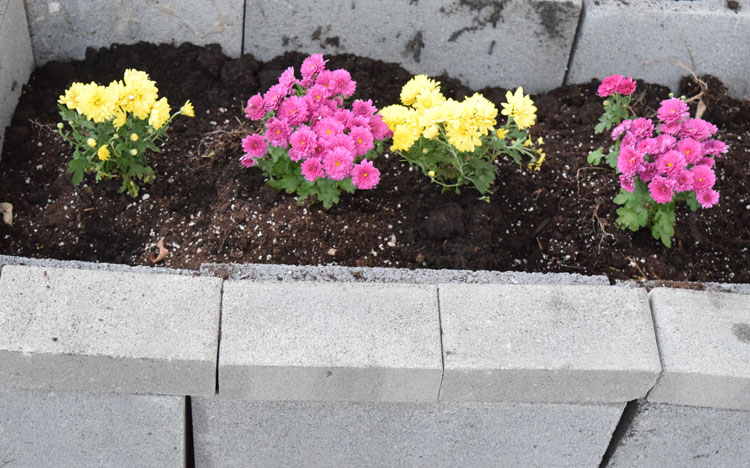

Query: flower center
[326,129,332,135]
[685,150,690,155]
[357,139,363,144]
[335,161,340,167]
[363,172,368,178]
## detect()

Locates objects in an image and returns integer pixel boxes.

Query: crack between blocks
[562,0,587,86]
[240,0,247,56]
[215,279,224,394]
[184,396,196,468]
[436,285,446,401]
[598,399,639,468]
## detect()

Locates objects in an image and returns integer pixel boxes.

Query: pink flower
[679,118,714,140]
[289,126,317,161]
[598,75,623,98]
[655,150,686,177]
[638,162,658,183]
[263,84,287,112]
[657,98,689,123]
[315,117,345,139]
[245,93,266,121]
[349,126,374,157]
[278,67,297,94]
[659,121,683,136]
[636,137,657,155]
[691,165,716,191]
[696,189,720,208]
[350,115,370,128]
[301,157,324,182]
[697,156,716,167]
[315,70,337,96]
[673,169,694,192]
[617,145,644,177]
[370,115,392,140]
[322,133,354,153]
[676,138,703,164]
[305,85,328,110]
[334,108,354,128]
[616,77,637,96]
[649,176,675,204]
[352,99,377,117]
[654,134,677,153]
[351,159,380,190]
[611,120,632,140]
[301,54,327,80]
[240,154,259,167]
[265,117,290,147]
[278,96,309,126]
[331,69,356,97]
[629,118,654,139]
[619,175,635,193]
[702,139,728,157]
[241,134,268,158]
[323,147,354,180]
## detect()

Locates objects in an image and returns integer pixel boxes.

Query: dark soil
[1,42,749,283]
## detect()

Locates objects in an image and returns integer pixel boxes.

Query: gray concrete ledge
[648,288,750,411]
[0,265,221,396]
[439,284,662,403]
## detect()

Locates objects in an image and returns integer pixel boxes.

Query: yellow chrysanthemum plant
[57,69,194,197]
[381,75,545,198]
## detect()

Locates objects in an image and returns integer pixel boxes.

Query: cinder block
[568,0,750,98]
[218,282,442,402]
[243,0,582,92]
[0,265,221,396]
[24,0,244,64]
[439,284,662,403]
[0,387,184,468]
[648,288,750,411]
[0,0,34,157]
[608,401,750,468]
[192,397,623,468]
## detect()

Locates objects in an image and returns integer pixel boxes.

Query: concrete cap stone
[647,288,750,410]
[439,284,662,403]
[0,265,221,396]
[219,282,442,402]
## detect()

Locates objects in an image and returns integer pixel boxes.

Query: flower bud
[87,138,97,147]
[130,149,138,155]
[130,133,139,142]
[427,170,435,177]
[57,123,64,130]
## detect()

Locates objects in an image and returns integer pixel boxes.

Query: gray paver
[568,0,750,98]
[0,0,34,158]
[193,396,623,468]
[439,284,662,403]
[24,0,243,64]
[0,387,183,468]
[219,282,442,402]
[0,265,221,396]
[608,401,750,468]
[648,288,750,410]
[244,0,582,92]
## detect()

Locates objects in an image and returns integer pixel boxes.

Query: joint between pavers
[436,285,445,402]
[214,278,225,395]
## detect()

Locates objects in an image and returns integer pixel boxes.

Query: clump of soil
[1,42,749,283]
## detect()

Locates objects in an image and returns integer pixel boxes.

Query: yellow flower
[97,145,111,161]
[112,109,127,130]
[422,124,439,139]
[148,97,171,129]
[58,82,85,110]
[130,133,139,142]
[537,136,544,145]
[414,88,446,111]
[123,69,159,120]
[87,138,97,148]
[391,113,422,152]
[400,75,440,107]
[130,149,138,156]
[523,137,532,147]
[105,80,128,109]
[77,83,115,123]
[496,128,508,139]
[501,87,537,130]
[463,93,497,136]
[532,150,546,171]
[379,105,411,129]
[181,100,195,117]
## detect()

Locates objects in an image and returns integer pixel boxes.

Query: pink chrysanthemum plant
[589,75,728,247]
[240,54,391,208]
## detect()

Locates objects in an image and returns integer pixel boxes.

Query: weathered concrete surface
[607,401,750,468]
[568,0,750,98]
[193,397,623,468]
[219,282,442,402]
[0,387,183,468]
[243,0,582,92]
[439,284,662,403]
[201,261,610,284]
[648,288,750,411]
[24,0,244,64]
[0,265,221,396]
[0,0,34,157]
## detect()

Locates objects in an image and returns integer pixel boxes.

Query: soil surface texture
[1,42,749,283]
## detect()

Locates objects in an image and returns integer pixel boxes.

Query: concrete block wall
[0,0,34,157]
[0,257,748,466]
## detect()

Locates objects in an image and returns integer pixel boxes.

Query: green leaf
[594,121,607,134]
[587,148,605,166]
[685,193,700,212]
[616,206,648,231]
[652,208,676,248]
[67,157,91,186]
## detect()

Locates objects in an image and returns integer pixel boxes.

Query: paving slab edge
[0,254,747,411]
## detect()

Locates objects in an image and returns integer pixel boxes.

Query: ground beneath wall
[1,42,749,283]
